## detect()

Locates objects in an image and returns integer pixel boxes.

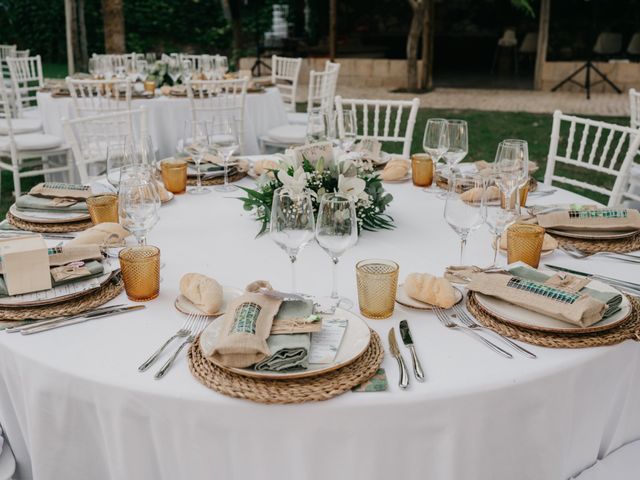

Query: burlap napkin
[467,272,607,327]
[29,183,93,201]
[254,333,311,372]
[66,223,130,247]
[208,292,283,368]
[0,245,102,273]
[537,208,640,232]
[15,195,89,213]
[270,298,322,334]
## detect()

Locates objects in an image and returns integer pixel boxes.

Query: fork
[433,307,513,358]
[154,315,210,379]
[138,313,199,372]
[452,303,537,359]
[560,244,640,264]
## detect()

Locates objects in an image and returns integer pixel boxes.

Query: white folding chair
[66,77,132,117]
[186,78,248,153]
[6,55,44,120]
[271,55,302,113]
[178,54,207,73]
[544,110,640,207]
[288,62,340,125]
[630,88,640,129]
[334,96,420,157]
[15,49,30,58]
[0,79,71,197]
[0,45,16,79]
[62,107,147,184]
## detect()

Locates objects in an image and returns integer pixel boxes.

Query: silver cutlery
[155,315,209,379]
[139,313,200,372]
[544,264,640,296]
[5,304,130,333]
[388,328,409,389]
[451,303,537,359]
[399,320,425,382]
[559,244,640,264]
[434,306,513,358]
[528,189,557,198]
[22,305,145,335]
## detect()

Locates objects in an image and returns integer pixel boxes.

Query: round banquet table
[1,171,640,480]
[36,88,288,157]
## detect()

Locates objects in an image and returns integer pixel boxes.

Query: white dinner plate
[199,307,371,379]
[546,228,639,240]
[395,284,463,310]
[474,277,631,334]
[9,204,90,224]
[174,286,243,317]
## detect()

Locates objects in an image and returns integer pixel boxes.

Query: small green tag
[352,368,388,392]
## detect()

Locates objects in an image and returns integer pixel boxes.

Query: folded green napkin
[15,195,89,213]
[0,260,104,297]
[254,333,311,372]
[509,266,622,318]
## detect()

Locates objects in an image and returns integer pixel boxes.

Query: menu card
[309,318,348,364]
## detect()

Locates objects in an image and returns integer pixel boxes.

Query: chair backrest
[0,44,16,78]
[544,110,640,207]
[66,77,132,116]
[630,89,640,129]
[334,96,420,157]
[0,75,23,161]
[62,107,148,184]
[324,61,340,104]
[306,67,340,115]
[593,33,622,55]
[628,33,640,55]
[15,49,30,58]
[271,55,302,113]
[617,163,640,207]
[6,55,44,117]
[178,54,206,72]
[186,78,248,153]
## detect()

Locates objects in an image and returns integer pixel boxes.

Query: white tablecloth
[1,173,640,480]
[36,88,288,157]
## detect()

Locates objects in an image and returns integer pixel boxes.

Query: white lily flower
[338,174,367,202]
[278,166,309,198]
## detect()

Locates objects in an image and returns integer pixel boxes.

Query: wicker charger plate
[467,291,640,348]
[549,231,640,254]
[188,330,384,404]
[186,170,247,186]
[7,211,93,233]
[0,275,123,321]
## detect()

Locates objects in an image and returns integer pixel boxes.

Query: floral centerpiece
[239,153,394,236]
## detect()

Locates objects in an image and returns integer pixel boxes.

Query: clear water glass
[339,110,358,152]
[423,118,449,193]
[118,170,161,246]
[209,118,240,192]
[495,139,529,215]
[306,109,327,143]
[181,120,210,195]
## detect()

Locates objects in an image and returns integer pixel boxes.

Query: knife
[6,304,129,333]
[388,328,409,390]
[399,320,425,382]
[22,305,145,335]
[544,264,640,295]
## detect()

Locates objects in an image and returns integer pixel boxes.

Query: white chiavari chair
[0,45,16,79]
[334,96,420,157]
[178,54,207,73]
[186,78,248,153]
[545,110,640,207]
[15,49,30,58]
[288,63,340,125]
[630,88,640,129]
[62,107,147,184]
[0,79,71,197]
[271,55,302,113]
[6,55,44,120]
[66,77,132,117]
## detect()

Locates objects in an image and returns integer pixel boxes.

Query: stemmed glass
[181,60,193,83]
[201,56,215,80]
[209,117,240,192]
[118,168,161,246]
[106,139,134,190]
[443,173,486,265]
[495,139,529,217]
[484,175,518,267]
[270,188,316,293]
[167,58,181,85]
[136,60,149,82]
[443,119,468,175]
[315,193,358,309]
[306,109,327,143]
[179,120,210,195]
[422,118,449,192]
[339,110,357,152]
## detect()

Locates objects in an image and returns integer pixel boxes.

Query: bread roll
[254,159,278,176]
[460,185,500,203]
[405,272,457,308]
[180,273,224,314]
[381,159,410,181]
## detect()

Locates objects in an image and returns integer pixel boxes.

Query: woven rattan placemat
[188,330,384,404]
[7,211,93,233]
[0,276,124,321]
[467,292,640,348]
[550,232,640,254]
[187,170,247,186]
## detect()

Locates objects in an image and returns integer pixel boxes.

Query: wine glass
[106,139,134,190]
[306,109,327,143]
[315,193,358,309]
[180,120,210,195]
[145,53,157,64]
[443,173,486,265]
[422,118,449,193]
[201,55,214,80]
[443,119,468,175]
[118,170,161,246]
[495,139,529,216]
[209,117,240,192]
[339,110,358,152]
[270,188,316,293]
[136,60,148,82]
[484,175,518,267]
[181,59,193,83]
[167,58,181,85]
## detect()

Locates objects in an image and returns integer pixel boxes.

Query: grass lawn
[0,107,628,216]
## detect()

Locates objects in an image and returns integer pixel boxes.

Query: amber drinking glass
[411,154,434,187]
[119,246,161,301]
[506,224,545,268]
[356,259,399,319]
[161,159,188,194]
[86,194,119,224]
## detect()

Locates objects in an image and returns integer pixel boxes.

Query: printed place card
[309,318,348,364]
